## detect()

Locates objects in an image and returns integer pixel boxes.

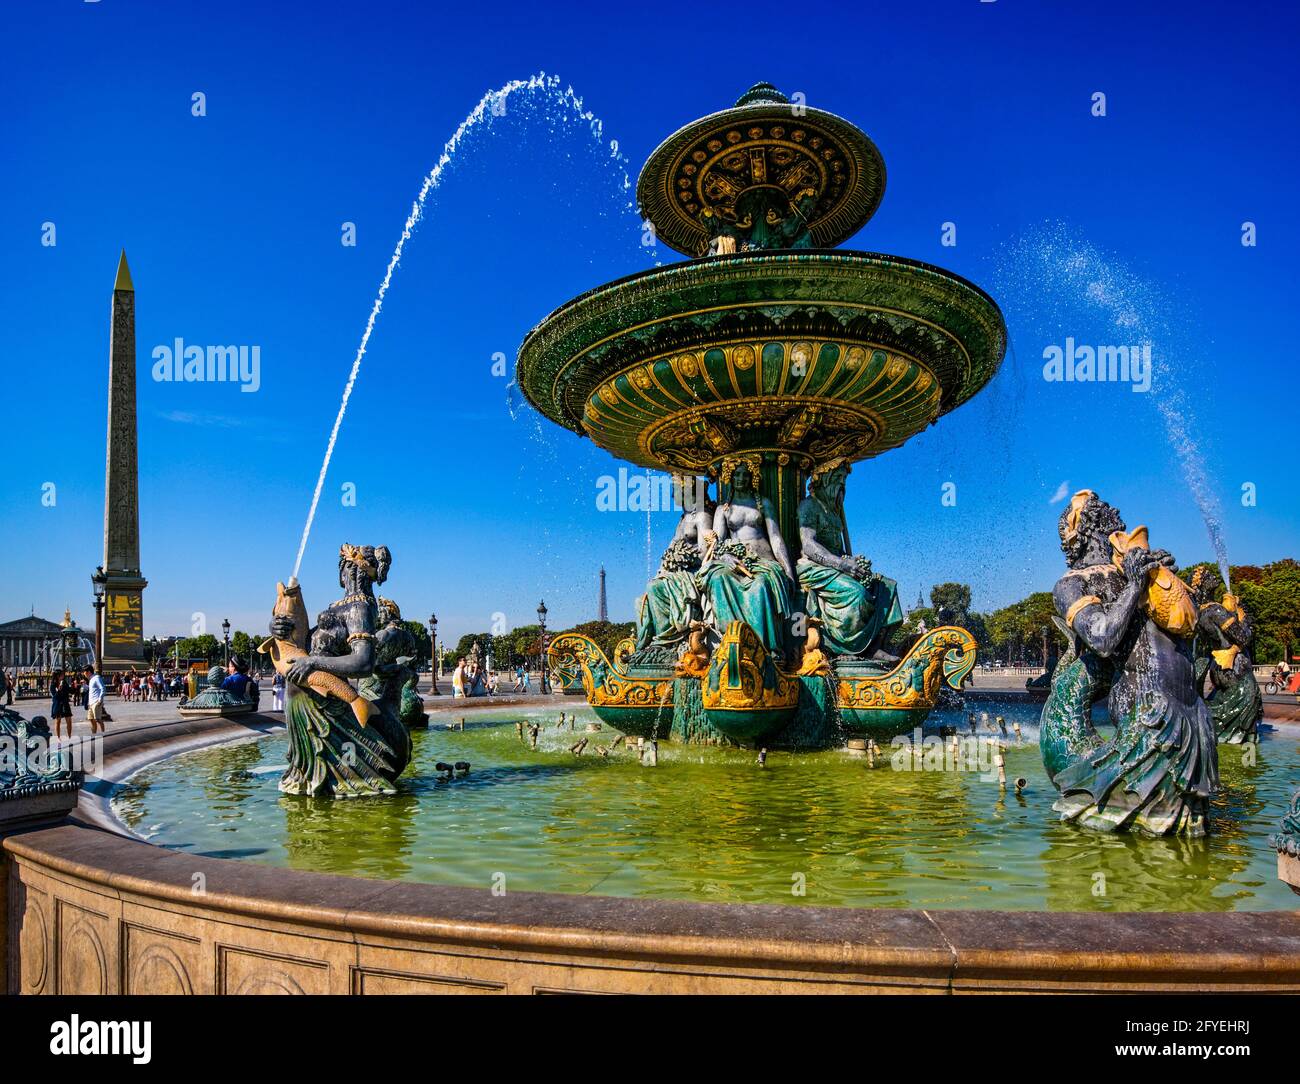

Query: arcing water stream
[996,224,1233,588]
[290,73,643,581]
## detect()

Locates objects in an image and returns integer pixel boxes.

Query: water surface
[111,701,1300,911]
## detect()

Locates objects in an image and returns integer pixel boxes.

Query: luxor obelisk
[96,251,148,670]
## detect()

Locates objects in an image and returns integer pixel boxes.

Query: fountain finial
[735,82,788,107]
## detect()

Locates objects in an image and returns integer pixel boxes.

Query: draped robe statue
[697,458,796,659]
[635,478,715,650]
[796,463,901,662]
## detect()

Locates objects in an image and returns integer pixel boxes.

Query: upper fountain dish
[517,84,1006,480]
[637,82,887,256]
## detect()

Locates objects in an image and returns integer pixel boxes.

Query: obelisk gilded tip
[114,249,134,292]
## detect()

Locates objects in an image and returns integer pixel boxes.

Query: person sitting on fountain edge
[796,461,901,663]
[222,656,251,699]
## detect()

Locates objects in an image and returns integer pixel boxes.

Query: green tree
[554,620,636,659]
[930,582,972,625]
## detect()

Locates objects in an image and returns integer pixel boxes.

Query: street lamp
[222,618,231,666]
[91,570,105,670]
[427,613,439,695]
[537,599,549,694]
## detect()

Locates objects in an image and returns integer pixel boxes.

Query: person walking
[84,665,108,735]
[49,669,73,741]
[271,671,285,711]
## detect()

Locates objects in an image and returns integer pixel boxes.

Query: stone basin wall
[4,714,1300,994]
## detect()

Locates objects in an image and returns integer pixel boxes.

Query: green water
[110,701,1300,911]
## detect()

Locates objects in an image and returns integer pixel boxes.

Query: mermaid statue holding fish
[1039,490,1218,836]
[261,543,413,797]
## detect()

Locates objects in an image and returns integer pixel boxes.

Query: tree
[402,620,432,667]
[555,620,636,660]
[930,582,972,625]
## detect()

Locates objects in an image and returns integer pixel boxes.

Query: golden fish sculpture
[258,579,371,727]
[1108,526,1198,638]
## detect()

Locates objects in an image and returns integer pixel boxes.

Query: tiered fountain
[518,84,1006,747]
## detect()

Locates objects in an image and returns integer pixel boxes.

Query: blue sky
[2,0,1296,643]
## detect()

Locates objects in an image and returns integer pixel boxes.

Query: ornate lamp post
[91,571,106,670]
[222,618,231,666]
[537,599,549,694]
[1041,624,1049,672]
[427,613,439,695]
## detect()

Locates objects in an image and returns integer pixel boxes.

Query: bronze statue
[1191,567,1262,744]
[272,544,412,797]
[697,455,796,658]
[1039,490,1218,836]
[797,461,902,663]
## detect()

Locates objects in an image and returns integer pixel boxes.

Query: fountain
[519,84,1004,746]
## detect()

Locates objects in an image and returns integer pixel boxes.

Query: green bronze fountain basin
[517,250,1006,475]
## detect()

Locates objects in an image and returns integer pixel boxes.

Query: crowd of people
[450,657,497,697]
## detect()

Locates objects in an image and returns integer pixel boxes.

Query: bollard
[529,723,540,751]
[995,743,1006,788]
[845,739,867,758]
[1013,721,1022,745]
[641,739,658,767]
[866,739,876,768]
[570,737,588,756]
[950,733,960,767]
[515,720,524,741]
[611,735,626,750]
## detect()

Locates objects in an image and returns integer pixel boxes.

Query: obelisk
[597,565,607,623]
[98,251,148,670]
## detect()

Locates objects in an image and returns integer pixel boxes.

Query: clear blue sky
[2,0,1296,643]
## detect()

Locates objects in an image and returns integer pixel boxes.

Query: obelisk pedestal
[98,251,148,671]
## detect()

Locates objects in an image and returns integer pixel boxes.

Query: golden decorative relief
[580,338,935,475]
[701,621,800,713]
[837,627,977,711]
[547,633,674,711]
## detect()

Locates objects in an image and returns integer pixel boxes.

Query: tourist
[221,656,251,700]
[452,657,467,698]
[49,669,73,741]
[514,664,525,693]
[271,670,285,711]
[83,665,108,735]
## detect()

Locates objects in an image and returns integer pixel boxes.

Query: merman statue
[634,476,715,652]
[697,454,796,659]
[271,543,413,797]
[1039,490,1218,836]
[1191,567,1262,744]
[369,596,427,730]
[797,460,902,663]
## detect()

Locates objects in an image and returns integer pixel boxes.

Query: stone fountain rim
[8,711,1300,994]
